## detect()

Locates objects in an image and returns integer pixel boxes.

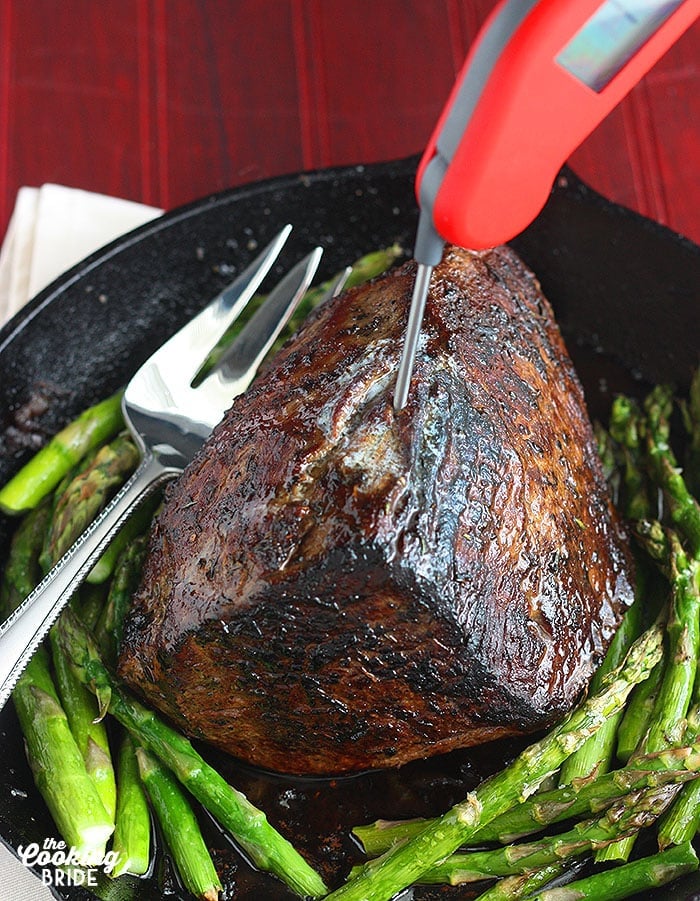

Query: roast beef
[118,244,634,775]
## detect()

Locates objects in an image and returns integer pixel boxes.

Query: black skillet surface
[0,157,699,900]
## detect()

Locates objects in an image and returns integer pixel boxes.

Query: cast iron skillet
[0,157,698,900]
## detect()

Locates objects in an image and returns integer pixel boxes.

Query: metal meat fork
[0,225,337,709]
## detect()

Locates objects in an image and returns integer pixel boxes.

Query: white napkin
[0,183,162,325]
[0,184,162,900]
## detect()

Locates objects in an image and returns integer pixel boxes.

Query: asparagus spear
[34,444,138,822]
[680,366,700,497]
[90,536,152,880]
[593,421,620,494]
[410,783,679,886]
[559,597,642,783]
[529,841,698,900]
[136,745,222,900]
[637,379,700,849]
[0,506,113,862]
[88,532,155,881]
[645,384,700,556]
[87,494,157,584]
[608,395,652,521]
[559,399,653,785]
[657,640,700,849]
[99,541,222,892]
[12,657,115,863]
[598,387,700,863]
[267,245,404,358]
[48,626,116,821]
[76,582,109,632]
[616,658,664,763]
[632,524,700,755]
[55,609,328,898]
[475,862,569,901]
[95,534,149,665]
[326,624,663,901]
[40,432,139,569]
[612,534,669,764]
[354,742,700,854]
[0,390,125,514]
[658,779,700,848]
[0,503,52,613]
[597,527,698,863]
[111,732,151,878]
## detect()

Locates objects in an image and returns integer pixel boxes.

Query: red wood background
[1,0,699,246]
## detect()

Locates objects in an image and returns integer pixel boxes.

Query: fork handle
[0,453,177,711]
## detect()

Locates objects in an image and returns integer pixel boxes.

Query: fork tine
[151,224,293,373]
[210,246,323,396]
[323,265,352,301]
[214,223,293,322]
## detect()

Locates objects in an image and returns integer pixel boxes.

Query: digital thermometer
[394,0,700,409]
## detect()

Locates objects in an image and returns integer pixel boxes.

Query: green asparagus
[680,367,700,497]
[40,433,139,570]
[0,391,124,514]
[608,395,652,521]
[0,503,51,613]
[0,506,113,861]
[616,657,665,763]
[645,385,700,556]
[110,732,151,878]
[611,562,668,768]
[268,244,404,358]
[596,535,691,863]
[635,528,699,754]
[55,609,327,898]
[327,625,663,901]
[136,745,221,900]
[87,494,157,584]
[640,379,700,849]
[354,742,700,854]
[657,669,700,849]
[658,775,700,849]
[598,385,700,864]
[529,841,698,900]
[12,659,115,863]
[593,421,620,489]
[75,582,109,632]
[474,862,569,901]
[411,783,679,886]
[95,534,148,665]
[33,449,129,823]
[284,244,403,326]
[48,626,116,821]
[557,399,650,784]
[559,597,643,783]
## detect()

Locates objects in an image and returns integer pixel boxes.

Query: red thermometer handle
[417,0,700,253]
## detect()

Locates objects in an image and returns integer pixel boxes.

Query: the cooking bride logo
[16,837,119,888]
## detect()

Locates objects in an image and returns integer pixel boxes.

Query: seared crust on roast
[118,244,633,775]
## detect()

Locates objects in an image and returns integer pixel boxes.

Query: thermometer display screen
[556,0,684,91]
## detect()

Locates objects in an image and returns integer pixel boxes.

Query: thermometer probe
[394,0,700,410]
